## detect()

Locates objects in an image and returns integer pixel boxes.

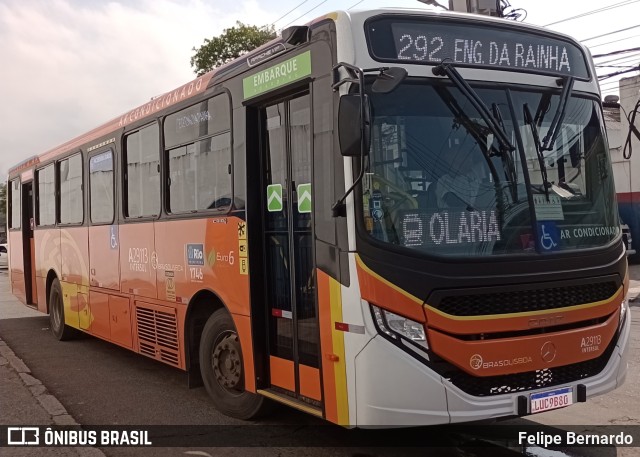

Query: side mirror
[338,94,371,157]
[372,67,407,94]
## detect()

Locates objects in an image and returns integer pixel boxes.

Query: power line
[599,74,640,87]
[601,79,640,88]
[601,82,640,93]
[598,62,640,78]
[347,0,366,10]
[608,57,640,66]
[597,65,639,69]
[599,66,640,80]
[544,0,640,27]
[598,66,640,81]
[581,25,640,43]
[600,77,637,87]
[588,34,640,49]
[594,52,640,66]
[282,0,329,28]
[597,58,640,72]
[592,47,640,59]
[272,0,314,26]
[599,80,620,87]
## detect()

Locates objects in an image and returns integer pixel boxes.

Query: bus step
[257,388,323,418]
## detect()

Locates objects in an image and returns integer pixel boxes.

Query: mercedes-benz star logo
[470,354,483,370]
[541,341,557,363]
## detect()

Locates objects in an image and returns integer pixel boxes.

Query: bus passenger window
[89,150,115,224]
[125,124,160,218]
[9,178,21,229]
[164,94,232,213]
[36,164,56,226]
[59,154,83,224]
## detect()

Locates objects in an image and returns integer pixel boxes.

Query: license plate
[530,386,573,414]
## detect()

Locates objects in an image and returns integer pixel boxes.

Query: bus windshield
[361,81,619,257]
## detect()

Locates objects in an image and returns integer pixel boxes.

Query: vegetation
[191,22,277,76]
[0,182,6,216]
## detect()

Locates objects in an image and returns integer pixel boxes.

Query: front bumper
[354,304,630,426]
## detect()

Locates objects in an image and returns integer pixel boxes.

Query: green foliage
[0,182,6,216]
[191,22,277,76]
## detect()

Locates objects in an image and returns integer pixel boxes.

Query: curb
[0,338,106,456]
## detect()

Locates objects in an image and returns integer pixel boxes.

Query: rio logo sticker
[186,244,205,266]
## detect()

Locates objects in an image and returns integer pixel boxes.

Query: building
[609,75,640,259]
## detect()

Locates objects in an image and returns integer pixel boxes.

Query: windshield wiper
[433,87,506,220]
[524,103,551,201]
[434,87,503,183]
[541,77,574,151]
[433,62,515,153]
[492,103,518,200]
[433,62,519,203]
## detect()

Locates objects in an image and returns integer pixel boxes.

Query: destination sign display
[366,17,589,79]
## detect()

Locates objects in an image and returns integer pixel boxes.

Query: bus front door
[260,93,322,408]
[21,181,37,307]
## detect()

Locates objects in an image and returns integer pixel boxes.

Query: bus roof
[9,7,588,177]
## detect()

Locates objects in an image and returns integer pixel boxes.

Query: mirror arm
[332,63,391,91]
[332,63,368,217]
[332,77,359,91]
[332,62,362,91]
[332,151,367,217]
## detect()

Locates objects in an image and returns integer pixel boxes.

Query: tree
[0,182,6,216]
[191,22,277,76]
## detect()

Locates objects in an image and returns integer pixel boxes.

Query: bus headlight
[371,305,428,349]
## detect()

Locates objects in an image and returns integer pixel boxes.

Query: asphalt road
[0,266,638,457]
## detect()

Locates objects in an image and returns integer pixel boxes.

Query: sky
[1,0,639,178]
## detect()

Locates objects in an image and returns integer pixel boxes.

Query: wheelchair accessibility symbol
[538,222,559,251]
[110,225,118,250]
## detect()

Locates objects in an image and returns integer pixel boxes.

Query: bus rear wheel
[49,278,77,341]
[199,309,269,420]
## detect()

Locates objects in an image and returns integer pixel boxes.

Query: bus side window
[59,153,84,224]
[164,93,232,213]
[89,150,115,224]
[36,164,56,226]
[124,123,160,218]
[9,178,21,229]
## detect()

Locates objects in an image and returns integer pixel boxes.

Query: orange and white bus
[7,7,630,426]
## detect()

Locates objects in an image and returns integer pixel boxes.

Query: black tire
[49,278,77,341]
[199,309,270,420]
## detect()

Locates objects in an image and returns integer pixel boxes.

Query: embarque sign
[243,51,312,99]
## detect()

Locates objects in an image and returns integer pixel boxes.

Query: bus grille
[135,303,181,368]
[434,281,618,317]
[441,334,616,397]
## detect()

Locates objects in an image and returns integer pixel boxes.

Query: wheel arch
[184,288,233,387]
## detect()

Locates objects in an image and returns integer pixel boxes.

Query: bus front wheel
[49,278,77,341]
[199,309,269,420]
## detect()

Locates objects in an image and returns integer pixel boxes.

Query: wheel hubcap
[212,333,243,390]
